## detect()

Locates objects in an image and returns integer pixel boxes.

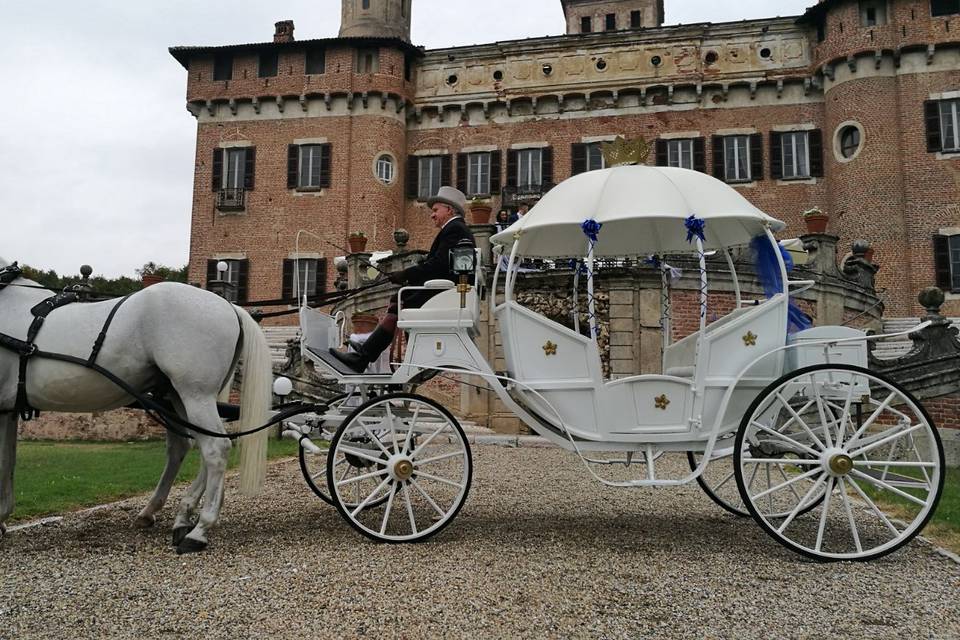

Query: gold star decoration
[654,394,670,410]
[742,331,758,347]
[542,341,558,356]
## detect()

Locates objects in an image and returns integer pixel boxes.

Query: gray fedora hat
[427,186,466,216]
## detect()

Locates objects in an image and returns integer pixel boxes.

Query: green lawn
[9,438,300,522]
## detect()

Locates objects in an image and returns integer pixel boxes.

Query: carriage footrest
[306,345,393,378]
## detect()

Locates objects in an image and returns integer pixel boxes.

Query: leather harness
[0,262,133,420]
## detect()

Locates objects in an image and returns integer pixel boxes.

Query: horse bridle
[0,262,22,289]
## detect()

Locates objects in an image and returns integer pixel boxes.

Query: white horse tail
[234,307,272,497]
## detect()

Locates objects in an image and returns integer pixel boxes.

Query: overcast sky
[0,0,812,278]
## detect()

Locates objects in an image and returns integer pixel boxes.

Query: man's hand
[386,271,406,285]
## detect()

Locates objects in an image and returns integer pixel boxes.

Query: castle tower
[340,0,412,42]
[560,0,663,34]
[802,0,950,316]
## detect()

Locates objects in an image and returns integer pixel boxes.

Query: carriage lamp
[273,377,293,397]
[450,241,476,309]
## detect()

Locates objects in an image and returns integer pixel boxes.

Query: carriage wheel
[298,392,373,507]
[688,443,750,518]
[734,364,944,562]
[327,393,472,543]
[688,440,825,519]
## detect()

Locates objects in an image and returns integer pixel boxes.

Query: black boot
[330,326,394,374]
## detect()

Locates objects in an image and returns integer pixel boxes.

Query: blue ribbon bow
[684,215,706,244]
[581,219,602,243]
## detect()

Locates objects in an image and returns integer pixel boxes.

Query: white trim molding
[293,137,329,145]
[658,131,701,140]
[771,123,816,132]
[509,141,550,149]
[219,140,252,148]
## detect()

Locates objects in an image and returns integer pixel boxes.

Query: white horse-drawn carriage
[0,165,943,560]
[292,165,944,561]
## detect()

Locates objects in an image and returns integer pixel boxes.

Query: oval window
[839,126,861,159]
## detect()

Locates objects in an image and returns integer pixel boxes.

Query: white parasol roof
[491,165,786,257]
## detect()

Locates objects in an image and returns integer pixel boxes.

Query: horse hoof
[171,526,192,547]
[133,514,156,529]
[176,537,208,555]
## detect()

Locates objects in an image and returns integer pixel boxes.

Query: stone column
[801,233,844,326]
[468,224,497,268]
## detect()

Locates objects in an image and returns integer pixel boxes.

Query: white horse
[0,257,272,553]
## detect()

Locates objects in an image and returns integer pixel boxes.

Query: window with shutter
[654,140,667,167]
[517,149,542,190]
[666,139,694,169]
[750,133,763,181]
[224,148,245,189]
[950,236,960,293]
[925,100,943,153]
[489,150,502,194]
[286,258,319,301]
[466,152,491,196]
[418,156,443,199]
[212,148,223,192]
[506,150,518,188]
[933,234,960,293]
[406,155,419,198]
[298,145,327,189]
[456,153,467,193]
[581,16,592,32]
[630,10,641,27]
[243,147,256,190]
[711,136,725,180]
[939,99,960,151]
[693,138,706,173]
[541,147,553,187]
[722,136,752,183]
[779,131,811,179]
[208,259,244,303]
[287,145,299,188]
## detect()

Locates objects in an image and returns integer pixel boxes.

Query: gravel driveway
[1,446,958,639]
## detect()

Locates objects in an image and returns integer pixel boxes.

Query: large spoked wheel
[298,392,371,506]
[688,441,751,518]
[735,364,944,562]
[327,393,472,543]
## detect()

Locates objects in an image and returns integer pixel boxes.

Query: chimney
[274,20,295,43]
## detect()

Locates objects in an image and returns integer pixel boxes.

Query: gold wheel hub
[394,459,414,481]
[829,454,853,476]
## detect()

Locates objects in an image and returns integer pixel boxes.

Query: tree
[20,262,188,296]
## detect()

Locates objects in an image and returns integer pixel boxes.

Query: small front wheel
[735,364,944,562]
[327,393,472,543]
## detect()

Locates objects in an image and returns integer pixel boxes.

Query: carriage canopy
[490,166,786,257]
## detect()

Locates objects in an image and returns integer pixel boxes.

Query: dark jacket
[401,216,476,286]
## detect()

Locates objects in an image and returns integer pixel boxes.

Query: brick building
[170,0,960,318]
